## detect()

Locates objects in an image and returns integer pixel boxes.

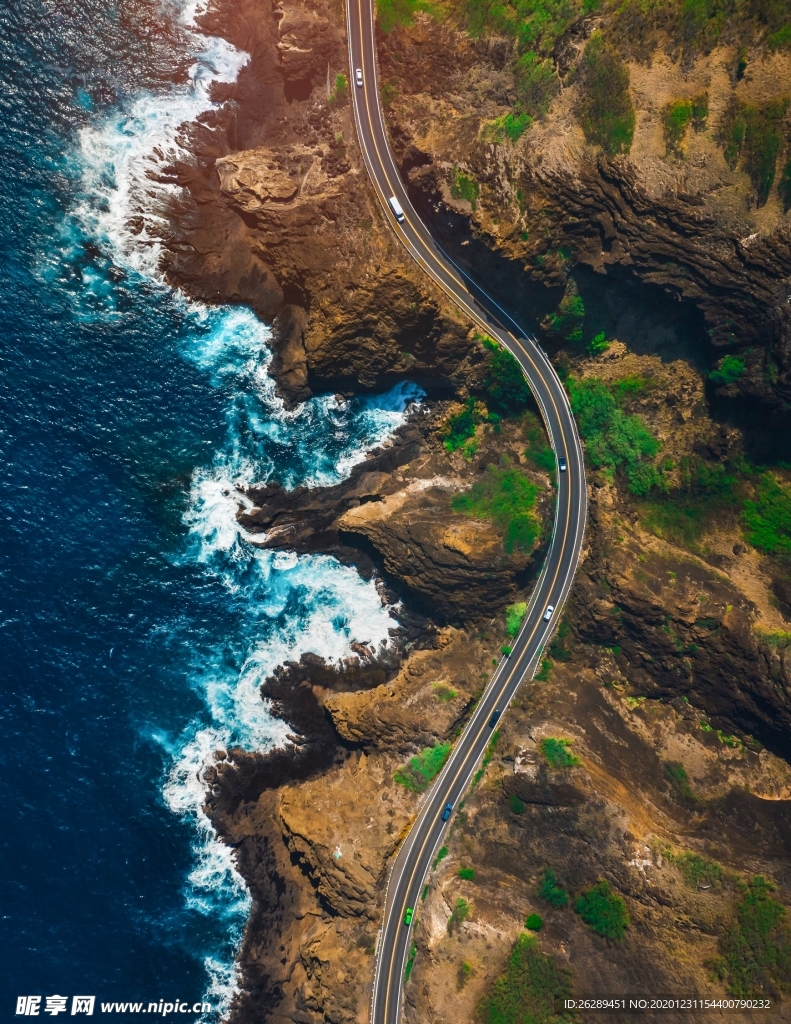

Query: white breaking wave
[66,1,421,1016]
[72,4,248,279]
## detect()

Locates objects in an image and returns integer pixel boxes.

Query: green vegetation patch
[742,473,791,556]
[568,376,660,495]
[664,93,708,153]
[538,867,570,908]
[664,848,725,889]
[433,845,449,869]
[639,457,741,547]
[514,50,560,119]
[574,881,629,940]
[506,602,527,637]
[546,291,585,343]
[459,866,476,881]
[433,682,458,702]
[452,463,541,554]
[481,338,532,415]
[710,354,746,386]
[523,411,556,473]
[394,742,452,792]
[405,941,417,980]
[509,793,527,814]
[328,72,348,106]
[526,913,544,931]
[478,933,575,1024]
[539,737,580,769]
[448,897,471,933]
[461,0,599,54]
[721,99,788,206]
[380,78,399,107]
[443,398,479,452]
[548,619,573,662]
[712,876,791,996]
[377,0,435,33]
[451,167,480,207]
[579,33,635,156]
[665,760,696,802]
[587,331,609,356]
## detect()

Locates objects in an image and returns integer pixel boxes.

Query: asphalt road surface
[344,4,589,1021]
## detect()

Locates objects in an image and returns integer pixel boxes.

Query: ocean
[0,0,417,1017]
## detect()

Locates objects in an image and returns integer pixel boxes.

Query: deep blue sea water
[0,1,418,1017]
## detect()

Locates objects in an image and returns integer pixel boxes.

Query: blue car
[441,803,453,821]
[488,710,501,728]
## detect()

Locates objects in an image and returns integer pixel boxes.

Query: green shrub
[768,21,791,47]
[710,355,745,386]
[328,72,348,106]
[743,473,791,556]
[587,331,609,356]
[539,737,580,769]
[526,913,544,931]
[665,761,695,801]
[451,167,480,207]
[478,933,574,1024]
[712,876,791,996]
[548,619,573,661]
[394,742,452,792]
[546,292,585,343]
[574,881,629,940]
[433,683,458,702]
[579,33,635,156]
[452,464,541,554]
[538,867,570,908]
[443,398,479,452]
[405,941,417,980]
[483,728,501,767]
[534,658,552,681]
[509,793,527,814]
[664,99,693,152]
[664,848,725,889]
[514,50,560,119]
[459,866,476,881]
[481,338,532,415]
[433,845,449,869]
[721,99,788,206]
[664,93,708,151]
[380,79,399,107]
[503,110,533,141]
[448,897,471,933]
[568,376,660,494]
[506,601,527,637]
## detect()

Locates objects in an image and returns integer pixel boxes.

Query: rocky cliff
[158,0,791,1019]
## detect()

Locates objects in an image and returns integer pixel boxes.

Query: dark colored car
[441,802,453,821]
[488,710,502,728]
[558,455,567,472]
[403,907,414,926]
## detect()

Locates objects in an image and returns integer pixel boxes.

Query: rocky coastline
[158,0,791,1020]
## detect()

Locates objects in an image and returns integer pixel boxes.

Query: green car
[403,907,414,926]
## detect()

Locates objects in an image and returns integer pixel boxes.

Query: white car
[387,195,405,222]
[543,605,555,621]
[355,68,363,88]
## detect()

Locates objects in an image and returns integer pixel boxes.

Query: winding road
[344,3,588,1021]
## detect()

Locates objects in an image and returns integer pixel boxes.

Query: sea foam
[67,2,420,1016]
